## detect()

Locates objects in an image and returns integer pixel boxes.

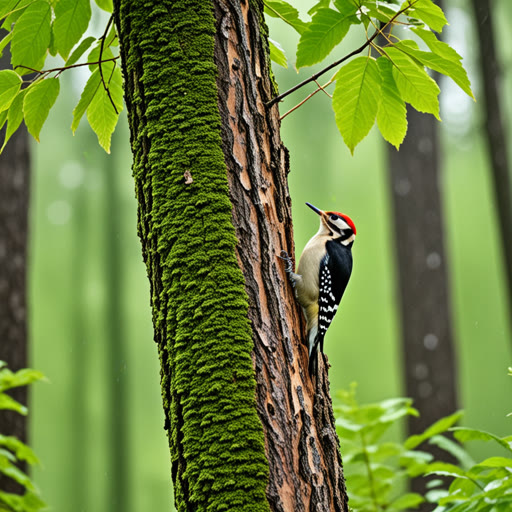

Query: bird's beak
[306,202,323,216]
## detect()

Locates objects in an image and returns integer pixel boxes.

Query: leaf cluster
[264,0,474,153]
[0,0,121,152]
[0,362,46,512]
[334,383,512,512]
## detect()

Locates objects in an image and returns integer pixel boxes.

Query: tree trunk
[113,0,348,510]
[386,103,458,504]
[0,47,30,495]
[469,0,512,339]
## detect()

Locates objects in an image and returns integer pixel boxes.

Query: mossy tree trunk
[113,1,348,510]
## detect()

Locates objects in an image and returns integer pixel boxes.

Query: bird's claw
[279,250,294,274]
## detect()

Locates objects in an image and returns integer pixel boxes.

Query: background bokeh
[28,0,511,510]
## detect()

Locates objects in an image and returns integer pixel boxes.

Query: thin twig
[99,15,118,115]
[280,77,333,120]
[267,1,417,108]
[14,57,120,76]
[314,79,331,98]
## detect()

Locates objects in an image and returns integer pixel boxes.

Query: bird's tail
[307,328,321,377]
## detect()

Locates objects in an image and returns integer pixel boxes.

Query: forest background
[12,0,512,510]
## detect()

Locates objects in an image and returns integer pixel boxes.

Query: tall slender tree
[470,0,512,340]
[0,45,31,495]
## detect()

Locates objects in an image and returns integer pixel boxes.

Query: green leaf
[425,461,466,478]
[296,6,358,68]
[376,57,407,149]
[71,67,101,133]
[429,434,475,468]
[23,77,60,141]
[65,35,96,66]
[405,411,463,449]
[10,0,51,73]
[53,0,92,59]
[264,0,307,34]
[94,0,112,13]
[0,367,45,392]
[406,0,447,32]
[0,435,39,465]
[0,393,27,414]
[87,43,115,71]
[0,0,32,30]
[389,492,424,510]
[269,38,287,68]
[0,31,12,58]
[394,40,474,99]
[384,47,440,120]
[0,70,21,112]
[1,89,25,152]
[452,427,512,453]
[86,65,123,152]
[0,109,8,132]
[333,56,381,154]
[475,456,512,468]
[412,27,461,63]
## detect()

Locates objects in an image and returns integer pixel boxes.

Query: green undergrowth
[115,0,269,510]
[0,362,46,511]
[335,382,512,512]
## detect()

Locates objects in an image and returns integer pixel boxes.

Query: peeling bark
[213,2,348,510]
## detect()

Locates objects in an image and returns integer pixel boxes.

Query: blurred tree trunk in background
[470,0,512,340]
[385,0,459,498]
[113,0,349,510]
[0,47,31,494]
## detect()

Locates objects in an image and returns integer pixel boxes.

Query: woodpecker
[281,202,356,376]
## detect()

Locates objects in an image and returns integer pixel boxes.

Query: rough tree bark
[113,0,348,510]
[386,102,458,505]
[470,0,512,339]
[0,47,30,495]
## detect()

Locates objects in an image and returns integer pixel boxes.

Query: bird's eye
[330,214,339,221]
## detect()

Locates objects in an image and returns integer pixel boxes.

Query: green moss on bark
[113,1,270,510]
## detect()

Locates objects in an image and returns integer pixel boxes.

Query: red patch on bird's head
[328,211,357,235]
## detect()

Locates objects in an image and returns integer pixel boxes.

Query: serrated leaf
[10,0,51,74]
[405,411,463,449]
[376,57,407,149]
[0,69,21,112]
[23,77,59,141]
[71,67,101,133]
[296,6,358,68]
[264,0,307,34]
[407,0,447,32]
[412,27,461,62]
[452,427,512,452]
[53,0,92,59]
[86,65,123,152]
[1,89,25,152]
[94,0,112,13]
[333,56,381,154]
[394,40,474,99]
[65,35,96,66]
[384,47,440,120]
[269,38,287,68]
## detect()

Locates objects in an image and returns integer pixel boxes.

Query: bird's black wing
[309,240,353,375]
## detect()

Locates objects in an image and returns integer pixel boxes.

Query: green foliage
[0,0,120,152]
[0,362,46,512]
[334,384,512,512]
[265,0,474,153]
